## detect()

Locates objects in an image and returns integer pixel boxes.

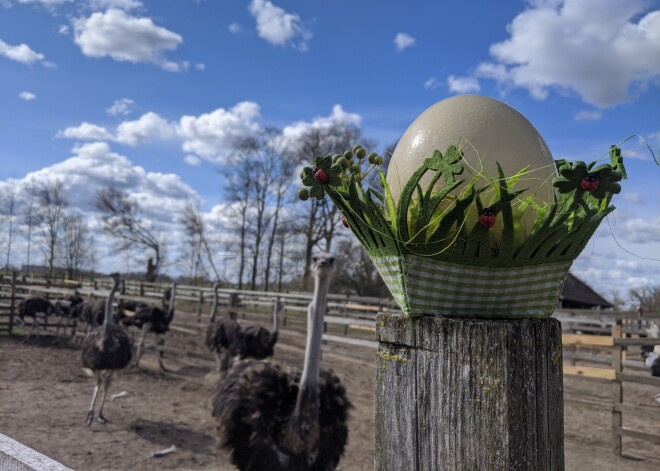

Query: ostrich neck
[168,285,176,313]
[210,288,219,323]
[103,282,118,332]
[299,272,330,389]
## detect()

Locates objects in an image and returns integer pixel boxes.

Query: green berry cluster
[298,144,384,201]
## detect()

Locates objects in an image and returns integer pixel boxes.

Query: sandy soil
[1,322,659,471]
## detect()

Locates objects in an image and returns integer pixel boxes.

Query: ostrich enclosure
[1,280,659,470]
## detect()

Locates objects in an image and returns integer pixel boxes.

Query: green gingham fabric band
[372,255,572,318]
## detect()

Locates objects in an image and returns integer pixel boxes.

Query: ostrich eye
[328,257,335,264]
[312,257,318,263]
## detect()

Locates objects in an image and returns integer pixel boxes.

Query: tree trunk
[375,313,564,471]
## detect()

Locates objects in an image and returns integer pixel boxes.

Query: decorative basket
[298,144,626,319]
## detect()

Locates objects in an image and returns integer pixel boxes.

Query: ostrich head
[104,273,122,328]
[311,253,335,279]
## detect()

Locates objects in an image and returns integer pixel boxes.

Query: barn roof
[560,272,613,309]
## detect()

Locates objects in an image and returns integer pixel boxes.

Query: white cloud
[195,62,205,71]
[88,0,142,10]
[106,97,135,116]
[58,24,69,35]
[0,39,45,65]
[447,75,480,94]
[617,216,660,243]
[424,77,440,90]
[184,155,202,166]
[394,32,415,51]
[18,91,36,101]
[229,22,242,34]
[56,122,113,141]
[476,0,660,107]
[116,112,176,146]
[622,192,642,203]
[73,8,184,71]
[16,0,71,6]
[248,0,311,50]
[574,109,603,121]
[179,101,262,162]
[278,104,362,151]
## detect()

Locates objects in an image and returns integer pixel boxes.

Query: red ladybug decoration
[341,217,349,228]
[314,168,329,184]
[580,173,600,192]
[479,208,496,229]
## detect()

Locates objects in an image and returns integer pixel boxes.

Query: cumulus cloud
[248,0,311,50]
[447,75,480,94]
[424,77,440,90]
[18,91,36,101]
[56,122,113,140]
[58,24,70,35]
[394,33,415,51]
[106,97,135,116]
[616,216,660,243]
[622,192,642,203]
[574,109,603,121]
[179,101,262,162]
[278,104,362,151]
[16,0,71,6]
[88,0,142,10]
[228,22,242,34]
[116,112,176,145]
[476,0,660,107]
[184,155,202,166]
[0,39,46,65]
[73,8,184,71]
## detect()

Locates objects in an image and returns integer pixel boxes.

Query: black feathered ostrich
[123,282,177,371]
[206,282,244,374]
[212,253,351,471]
[81,273,132,426]
[240,298,279,362]
[17,296,62,341]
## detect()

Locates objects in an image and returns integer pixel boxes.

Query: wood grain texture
[375,314,564,471]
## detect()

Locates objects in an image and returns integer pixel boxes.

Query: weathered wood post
[375,314,564,470]
[8,271,17,336]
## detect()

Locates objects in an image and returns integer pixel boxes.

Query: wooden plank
[322,334,377,349]
[563,365,616,380]
[611,322,623,456]
[562,333,613,346]
[614,427,660,446]
[612,403,660,420]
[324,315,374,327]
[614,337,660,347]
[617,373,660,387]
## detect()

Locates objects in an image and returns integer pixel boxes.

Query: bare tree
[330,239,390,298]
[223,170,251,290]
[181,202,220,282]
[22,178,40,271]
[94,187,163,282]
[59,215,92,279]
[286,123,371,289]
[630,286,660,314]
[36,180,68,278]
[0,181,19,270]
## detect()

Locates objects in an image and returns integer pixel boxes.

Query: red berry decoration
[580,173,600,192]
[342,217,349,228]
[314,168,329,184]
[479,208,496,229]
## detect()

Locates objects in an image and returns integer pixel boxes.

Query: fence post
[229,292,239,320]
[611,320,623,456]
[198,290,204,324]
[375,314,564,471]
[8,271,17,336]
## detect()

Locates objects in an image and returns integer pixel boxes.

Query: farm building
[559,273,613,310]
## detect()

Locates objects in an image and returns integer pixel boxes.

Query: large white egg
[387,95,557,240]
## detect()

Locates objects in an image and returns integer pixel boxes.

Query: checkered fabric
[372,255,572,318]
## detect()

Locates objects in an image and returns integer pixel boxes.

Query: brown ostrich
[206,281,244,374]
[81,273,132,426]
[212,253,350,470]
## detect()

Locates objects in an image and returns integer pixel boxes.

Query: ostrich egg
[387,95,557,238]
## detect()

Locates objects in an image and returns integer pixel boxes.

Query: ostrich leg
[96,372,113,423]
[86,373,103,426]
[154,335,169,372]
[134,323,151,367]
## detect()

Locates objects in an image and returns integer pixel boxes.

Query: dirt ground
[1,322,659,471]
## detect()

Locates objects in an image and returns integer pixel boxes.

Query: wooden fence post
[8,271,17,336]
[229,292,239,320]
[375,313,564,471]
[611,320,623,456]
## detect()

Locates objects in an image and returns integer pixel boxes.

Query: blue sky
[0,0,659,301]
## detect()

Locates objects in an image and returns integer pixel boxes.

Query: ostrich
[641,323,660,377]
[123,282,177,371]
[81,273,132,426]
[212,253,350,471]
[54,294,85,337]
[69,294,105,337]
[206,282,244,374]
[17,296,59,341]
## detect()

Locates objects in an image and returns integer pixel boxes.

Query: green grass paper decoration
[298,144,626,318]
